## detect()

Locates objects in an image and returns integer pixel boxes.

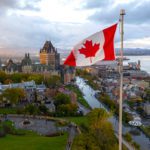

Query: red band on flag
[103,23,117,60]
[64,51,76,66]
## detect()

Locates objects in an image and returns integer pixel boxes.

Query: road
[77,102,90,115]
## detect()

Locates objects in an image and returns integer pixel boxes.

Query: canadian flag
[64,23,118,67]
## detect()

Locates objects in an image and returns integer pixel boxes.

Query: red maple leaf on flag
[79,40,100,58]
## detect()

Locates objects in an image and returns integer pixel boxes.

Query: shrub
[12,129,26,136]
[124,132,132,142]
[132,141,140,150]
[45,132,64,137]
[0,127,6,137]
[2,120,14,134]
[16,108,25,114]
[24,104,39,115]
[55,120,68,127]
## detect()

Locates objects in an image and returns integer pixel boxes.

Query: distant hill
[0,48,150,60]
[115,48,150,56]
[59,48,150,57]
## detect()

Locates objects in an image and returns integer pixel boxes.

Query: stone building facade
[21,53,32,73]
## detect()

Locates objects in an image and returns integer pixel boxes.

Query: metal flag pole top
[119,9,125,150]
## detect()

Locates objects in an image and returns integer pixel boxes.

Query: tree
[28,74,44,84]
[124,132,132,142]
[88,108,117,149]
[11,73,23,83]
[0,71,7,83]
[72,108,118,150]
[144,89,150,102]
[57,103,78,116]
[54,93,78,116]
[44,75,61,88]
[2,88,25,105]
[123,112,133,123]
[4,79,13,84]
[24,104,39,115]
[88,108,110,129]
[38,105,48,115]
[54,93,70,108]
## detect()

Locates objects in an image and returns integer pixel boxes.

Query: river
[76,77,150,150]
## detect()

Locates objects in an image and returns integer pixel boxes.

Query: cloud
[0,0,18,9]
[0,15,60,49]
[0,0,41,15]
[88,0,150,24]
[82,0,112,9]
[0,0,150,57]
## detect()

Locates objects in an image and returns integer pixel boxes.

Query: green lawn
[0,131,68,150]
[63,116,88,126]
[66,85,91,109]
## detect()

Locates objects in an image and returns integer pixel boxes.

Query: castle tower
[39,41,60,69]
[21,53,32,73]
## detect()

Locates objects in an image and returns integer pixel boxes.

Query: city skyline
[0,0,150,56]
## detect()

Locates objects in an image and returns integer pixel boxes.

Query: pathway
[66,123,80,150]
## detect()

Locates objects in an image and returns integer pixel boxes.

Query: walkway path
[66,123,80,150]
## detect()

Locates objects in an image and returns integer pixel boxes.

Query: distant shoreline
[116,54,150,56]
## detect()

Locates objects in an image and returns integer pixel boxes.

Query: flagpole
[119,9,125,150]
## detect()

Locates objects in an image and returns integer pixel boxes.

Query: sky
[0,0,150,57]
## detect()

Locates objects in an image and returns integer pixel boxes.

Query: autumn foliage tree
[2,88,25,105]
[72,108,118,150]
[45,75,61,88]
[54,93,78,116]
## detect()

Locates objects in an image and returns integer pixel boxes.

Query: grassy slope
[0,132,67,150]
[66,85,91,109]
[63,116,88,126]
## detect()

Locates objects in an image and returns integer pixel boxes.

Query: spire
[41,41,56,53]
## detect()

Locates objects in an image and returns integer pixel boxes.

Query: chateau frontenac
[40,41,60,69]
[1,41,60,73]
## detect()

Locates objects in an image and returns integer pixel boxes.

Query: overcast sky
[0,0,150,56]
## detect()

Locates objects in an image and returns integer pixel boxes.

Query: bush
[124,132,132,142]
[12,129,26,136]
[54,93,70,108]
[55,120,68,127]
[0,121,26,137]
[2,120,14,134]
[38,105,48,115]
[24,104,39,115]
[0,127,6,137]
[16,108,25,114]
[45,132,64,137]
[123,112,133,123]
[80,123,89,132]
[132,141,140,150]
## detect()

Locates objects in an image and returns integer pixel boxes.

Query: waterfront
[124,55,150,74]
[76,77,150,150]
